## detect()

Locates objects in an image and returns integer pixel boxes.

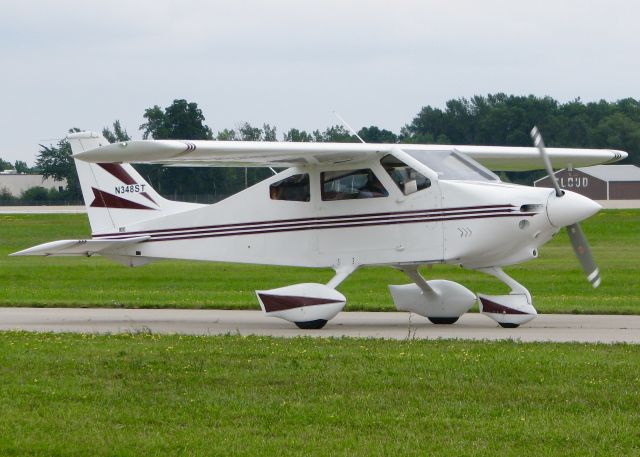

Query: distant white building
[0,172,67,197]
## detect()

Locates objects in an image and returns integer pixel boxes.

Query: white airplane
[13,129,627,329]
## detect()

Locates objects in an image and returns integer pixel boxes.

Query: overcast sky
[1,0,638,164]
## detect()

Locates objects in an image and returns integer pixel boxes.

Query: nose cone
[546,190,602,227]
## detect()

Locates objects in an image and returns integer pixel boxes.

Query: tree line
[2,94,638,202]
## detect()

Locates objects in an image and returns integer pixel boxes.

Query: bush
[20,186,49,202]
[0,186,15,203]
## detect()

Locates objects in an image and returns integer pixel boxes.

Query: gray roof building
[534,165,640,200]
[574,165,640,182]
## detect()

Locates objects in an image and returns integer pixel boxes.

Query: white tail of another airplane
[67,132,203,234]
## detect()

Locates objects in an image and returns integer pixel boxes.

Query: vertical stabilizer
[67,132,203,234]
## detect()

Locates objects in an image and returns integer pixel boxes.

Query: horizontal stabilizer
[11,236,150,257]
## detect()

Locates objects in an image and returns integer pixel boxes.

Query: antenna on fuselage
[332,110,366,144]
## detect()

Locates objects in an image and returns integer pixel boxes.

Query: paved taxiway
[1,308,638,343]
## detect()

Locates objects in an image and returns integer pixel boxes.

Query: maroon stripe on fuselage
[92,204,517,238]
[479,296,529,315]
[94,208,519,240]
[258,293,340,312]
[143,212,535,242]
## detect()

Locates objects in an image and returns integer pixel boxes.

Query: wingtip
[608,149,628,163]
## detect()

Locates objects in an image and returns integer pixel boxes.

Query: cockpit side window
[321,169,388,201]
[270,173,310,202]
[380,155,431,195]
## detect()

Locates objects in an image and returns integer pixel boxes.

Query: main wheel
[427,317,459,325]
[498,322,520,328]
[294,319,328,330]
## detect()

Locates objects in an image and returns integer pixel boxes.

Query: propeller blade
[531,125,600,288]
[530,126,563,197]
[567,223,601,288]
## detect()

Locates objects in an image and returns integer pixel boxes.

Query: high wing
[73,137,627,171]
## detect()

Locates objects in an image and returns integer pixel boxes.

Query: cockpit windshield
[404,149,499,182]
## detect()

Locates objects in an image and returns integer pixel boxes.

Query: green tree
[315,125,358,142]
[14,161,31,173]
[591,112,640,166]
[137,100,214,197]
[219,122,278,142]
[102,120,131,143]
[283,128,314,142]
[212,123,278,190]
[140,99,213,140]
[139,105,167,139]
[238,122,262,141]
[357,126,398,144]
[263,124,277,142]
[217,128,238,141]
[402,94,640,181]
[0,158,12,171]
[237,123,274,186]
[36,129,82,198]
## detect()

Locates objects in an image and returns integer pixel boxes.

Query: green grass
[0,332,638,456]
[1,211,639,314]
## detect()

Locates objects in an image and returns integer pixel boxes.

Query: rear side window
[321,169,388,201]
[381,155,430,195]
[270,174,310,201]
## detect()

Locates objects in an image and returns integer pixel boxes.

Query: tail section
[67,132,203,234]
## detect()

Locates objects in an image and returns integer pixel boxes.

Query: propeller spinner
[530,126,602,288]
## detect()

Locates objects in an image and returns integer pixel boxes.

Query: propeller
[530,126,601,288]
[531,126,563,197]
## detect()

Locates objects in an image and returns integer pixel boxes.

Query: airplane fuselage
[91,160,562,272]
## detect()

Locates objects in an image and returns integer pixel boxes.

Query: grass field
[0,332,638,456]
[1,211,639,314]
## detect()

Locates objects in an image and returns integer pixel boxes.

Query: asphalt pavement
[1,308,638,343]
